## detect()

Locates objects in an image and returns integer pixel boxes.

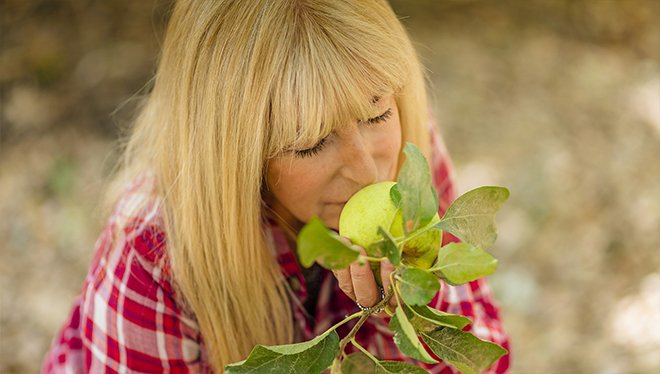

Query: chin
[324,216,340,232]
[318,206,342,232]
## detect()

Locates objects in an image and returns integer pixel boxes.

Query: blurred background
[1,0,658,372]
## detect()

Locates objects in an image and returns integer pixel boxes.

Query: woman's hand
[331,237,398,318]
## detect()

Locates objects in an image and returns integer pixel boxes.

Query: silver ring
[356,286,385,312]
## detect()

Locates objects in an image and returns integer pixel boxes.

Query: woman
[43,1,510,372]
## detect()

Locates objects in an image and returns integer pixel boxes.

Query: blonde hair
[102,0,431,371]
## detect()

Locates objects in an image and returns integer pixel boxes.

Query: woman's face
[264,95,402,232]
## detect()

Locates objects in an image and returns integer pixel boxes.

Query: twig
[330,287,395,372]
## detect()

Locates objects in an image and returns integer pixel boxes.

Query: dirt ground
[1,1,659,372]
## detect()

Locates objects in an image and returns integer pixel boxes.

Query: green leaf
[419,327,507,374]
[341,351,375,373]
[341,351,430,373]
[377,361,431,374]
[390,183,402,209]
[429,243,498,285]
[298,216,359,269]
[396,267,439,306]
[397,143,439,234]
[224,329,340,373]
[407,304,471,331]
[389,306,438,364]
[434,186,509,250]
[367,226,400,266]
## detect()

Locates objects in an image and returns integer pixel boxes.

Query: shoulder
[75,172,206,369]
[88,171,181,310]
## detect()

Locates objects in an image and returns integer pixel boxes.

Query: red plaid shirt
[43,125,510,373]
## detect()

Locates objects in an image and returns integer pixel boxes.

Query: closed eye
[358,107,392,126]
[294,108,393,158]
[294,137,327,158]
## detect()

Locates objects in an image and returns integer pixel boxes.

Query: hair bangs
[265,0,411,159]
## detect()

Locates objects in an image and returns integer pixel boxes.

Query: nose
[338,128,378,187]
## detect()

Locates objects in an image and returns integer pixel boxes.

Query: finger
[332,236,357,300]
[379,259,398,309]
[349,246,379,308]
[331,268,355,301]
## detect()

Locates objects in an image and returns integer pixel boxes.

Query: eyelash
[359,107,393,127]
[294,108,393,158]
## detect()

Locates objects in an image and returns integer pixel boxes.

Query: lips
[328,196,352,205]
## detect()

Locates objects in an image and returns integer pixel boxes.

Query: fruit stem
[389,271,404,307]
[360,255,387,262]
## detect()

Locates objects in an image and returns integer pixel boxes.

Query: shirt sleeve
[74,219,208,373]
[347,124,511,373]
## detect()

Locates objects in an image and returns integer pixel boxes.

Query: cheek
[267,161,328,217]
[377,119,402,161]
[377,116,402,180]
[389,122,403,153]
[284,177,320,203]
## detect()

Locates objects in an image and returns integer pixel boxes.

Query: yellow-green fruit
[403,246,439,269]
[339,181,398,286]
[390,212,442,257]
[339,181,443,273]
[339,181,398,251]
